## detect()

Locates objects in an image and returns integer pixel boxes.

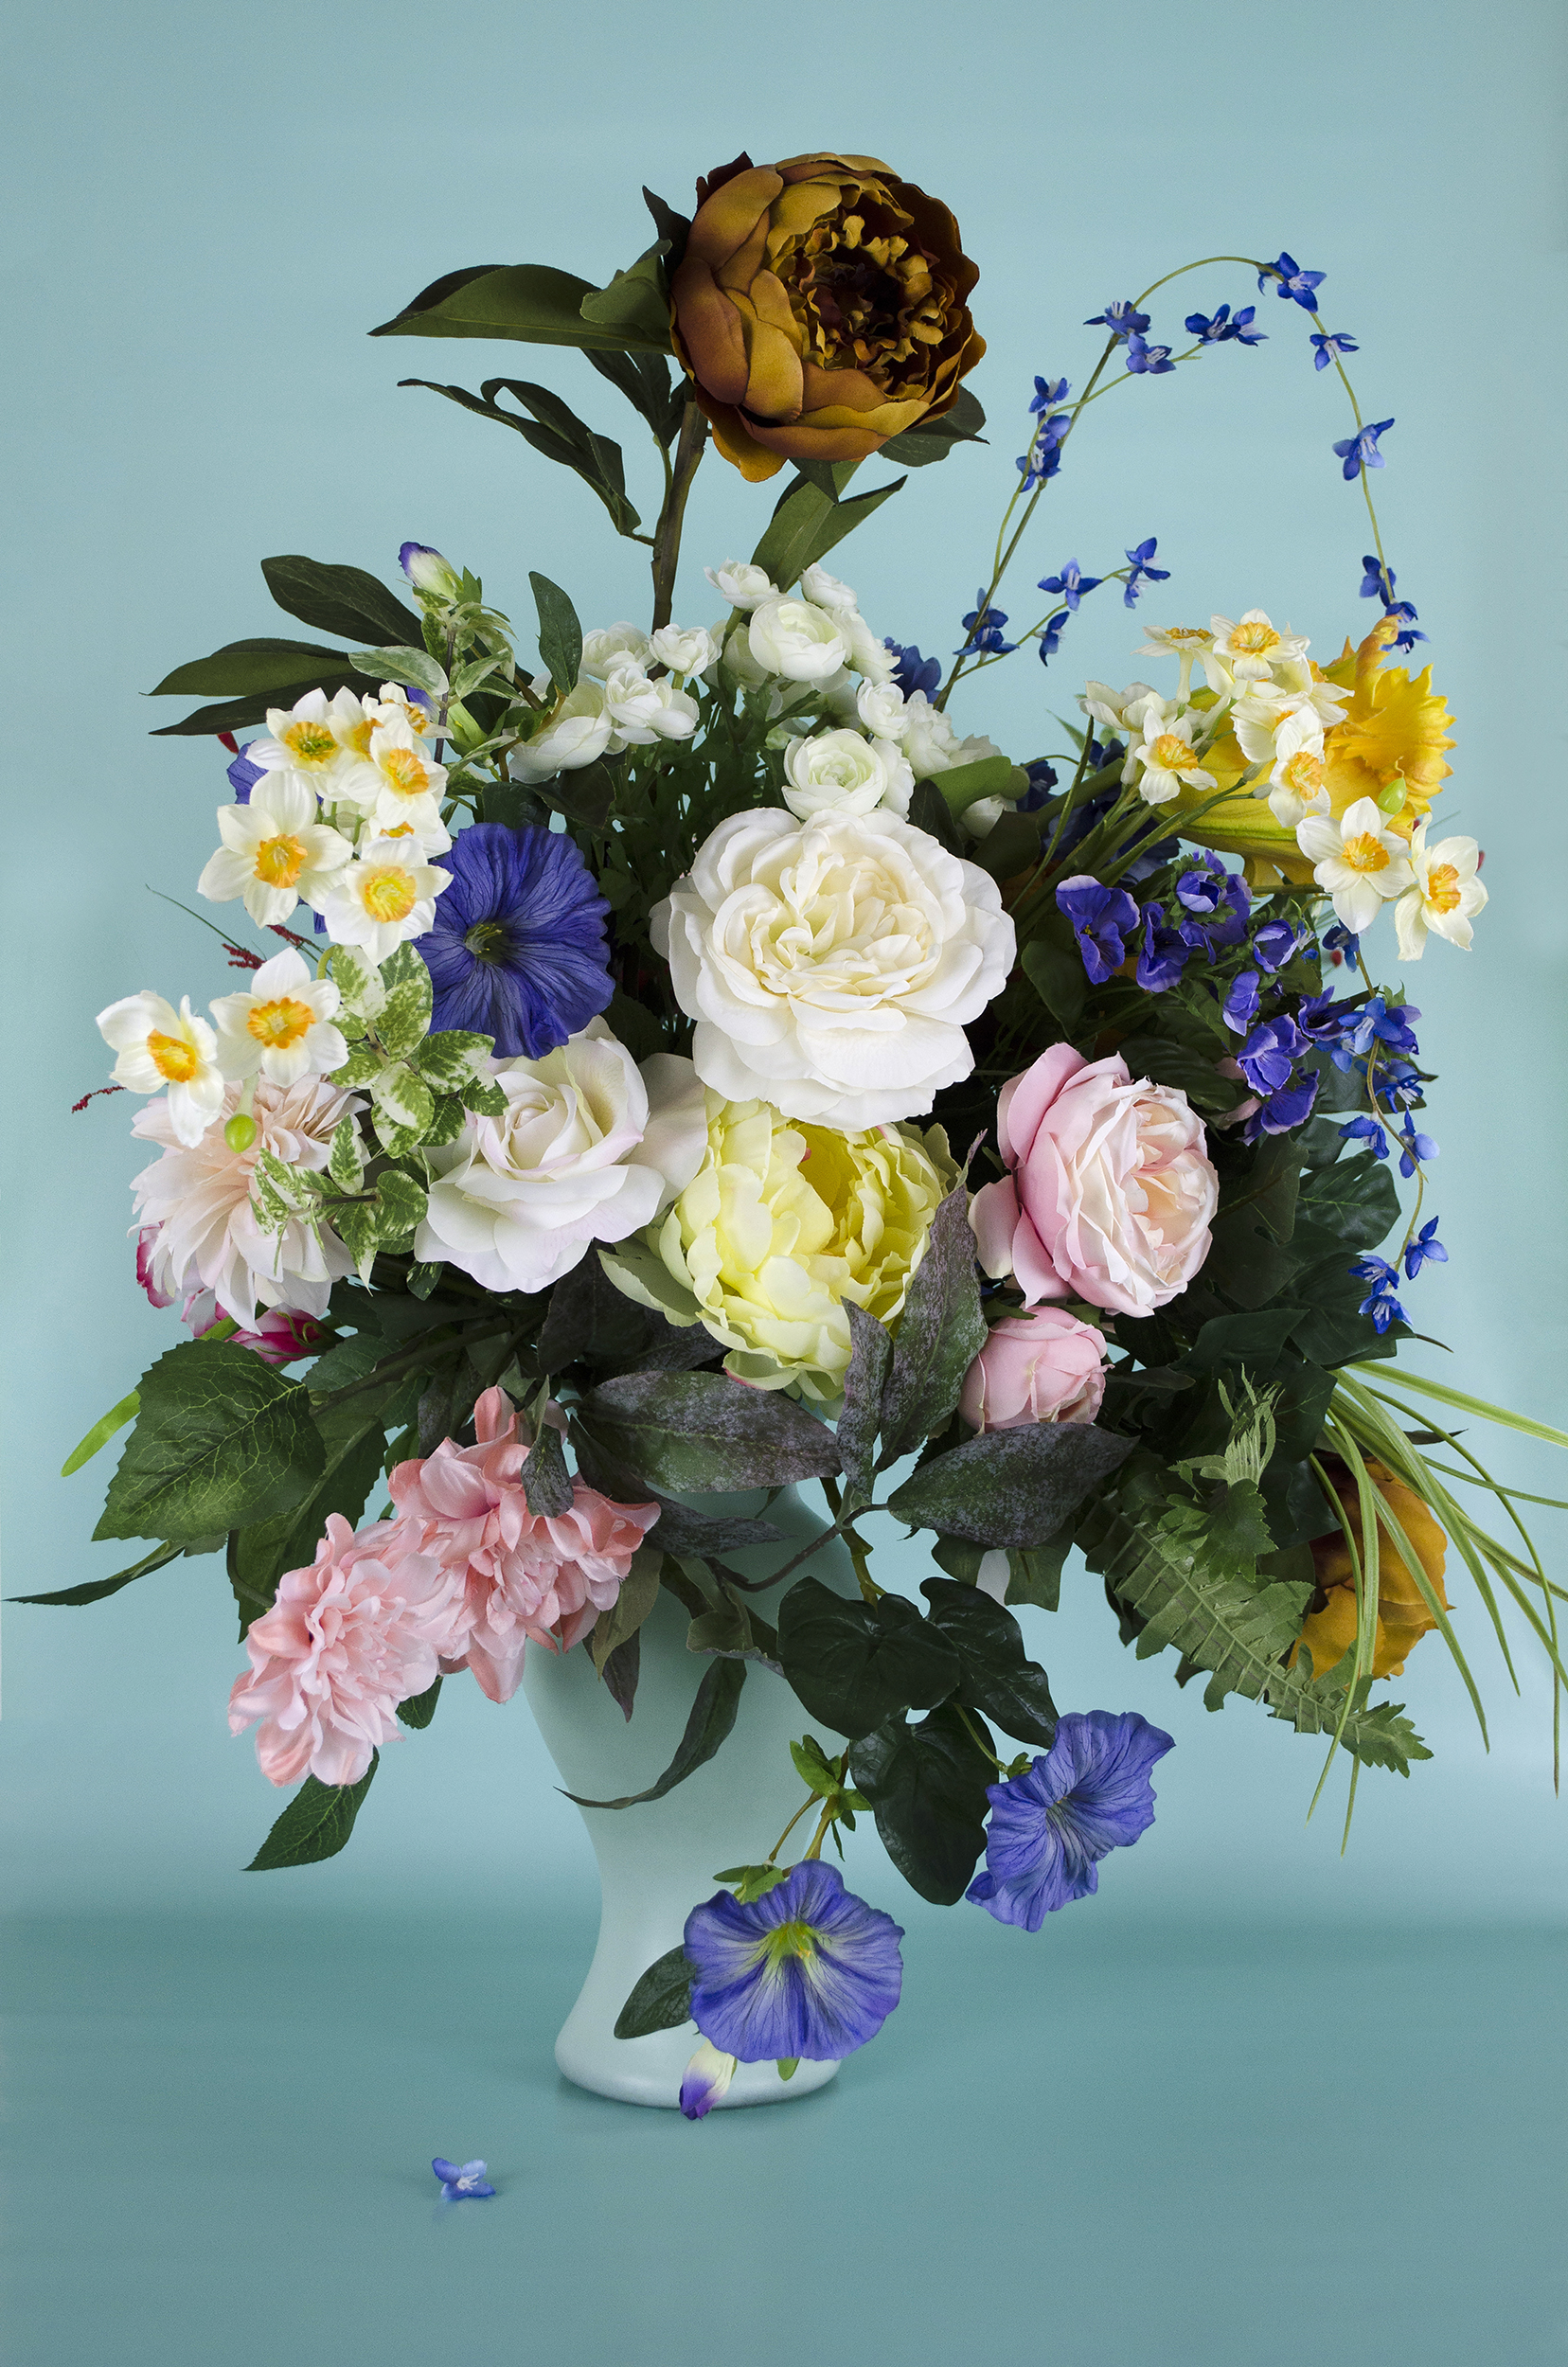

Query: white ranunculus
[580,622,652,676]
[837,606,896,685]
[511,679,613,783]
[900,692,1001,782]
[799,563,859,614]
[648,623,718,678]
[704,560,780,611]
[857,679,910,741]
[414,1023,708,1294]
[747,596,850,684]
[652,809,1016,1128]
[710,616,771,686]
[603,661,700,746]
[781,728,912,822]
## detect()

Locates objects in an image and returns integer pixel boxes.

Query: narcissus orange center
[280,721,337,768]
[246,995,313,1049]
[381,748,431,798]
[147,1030,199,1082]
[362,866,418,922]
[1425,863,1462,913]
[254,833,307,887]
[1342,831,1391,872]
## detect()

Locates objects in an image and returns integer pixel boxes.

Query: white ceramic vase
[523,1486,853,2111]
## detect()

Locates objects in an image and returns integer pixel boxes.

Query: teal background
[3,0,1566,2358]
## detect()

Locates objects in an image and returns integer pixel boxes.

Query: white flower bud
[603,662,699,747]
[510,679,612,782]
[799,562,859,614]
[704,560,780,611]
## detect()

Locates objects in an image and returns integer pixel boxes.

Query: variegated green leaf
[377,943,434,1059]
[414,1028,492,1090]
[328,1114,365,1192]
[370,1063,436,1153]
[324,943,386,1023]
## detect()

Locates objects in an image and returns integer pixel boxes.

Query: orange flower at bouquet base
[669,151,984,481]
[1291,1459,1451,1682]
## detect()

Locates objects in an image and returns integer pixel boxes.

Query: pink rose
[958,1308,1109,1432]
[971,1043,1218,1319]
[388,1386,659,1704]
[228,1513,454,1788]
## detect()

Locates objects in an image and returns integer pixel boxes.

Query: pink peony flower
[388,1385,659,1703]
[971,1043,1218,1319]
[228,1514,454,1787]
[958,1308,1110,1432]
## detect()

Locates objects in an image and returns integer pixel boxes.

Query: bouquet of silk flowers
[50,150,1568,2117]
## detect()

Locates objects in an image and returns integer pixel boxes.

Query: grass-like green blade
[61,1391,140,1477]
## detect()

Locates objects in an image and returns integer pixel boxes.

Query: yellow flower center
[246,994,313,1049]
[1149,733,1192,771]
[361,865,418,922]
[1424,862,1461,914]
[1164,626,1211,646]
[1280,751,1326,794]
[254,832,307,887]
[760,1918,819,1969]
[1342,831,1390,873]
[281,721,338,769]
[1231,621,1281,656]
[380,747,430,799]
[345,717,376,759]
[147,1029,199,1082]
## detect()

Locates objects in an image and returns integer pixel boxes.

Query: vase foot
[554,2019,839,2109]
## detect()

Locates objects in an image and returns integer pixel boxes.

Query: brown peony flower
[1290,1457,1451,1682]
[668,151,984,482]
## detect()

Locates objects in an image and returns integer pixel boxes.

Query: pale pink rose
[228,1514,454,1787]
[388,1386,659,1704]
[971,1043,1218,1319]
[958,1308,1109,1431]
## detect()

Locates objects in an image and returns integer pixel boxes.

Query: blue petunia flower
[885,641,942,700]
[1123,538,1170,607]
[1222,968,1263,1035]
[1333,418,1395,482]
[1403,1215,1448,1280]
[226,744,265,805]
[414,822,613,1059]
[1085,301,1150,343]
[1125,332,1175,376]
[684,1860,904,2063]
[1039,559,1102,612]
[1135,903,1190,993]
[967,1711,1174,1931]
[957,592,1017,656]
[1037,608,1071,663]
[432,2158,495,2199]
[1175,853,1251,954]
[1349,1255,1408,1333]
[1260,252,1326,310]
[1057,876,1140,984]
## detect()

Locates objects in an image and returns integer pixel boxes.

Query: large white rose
[747,596,850,684]
[781,728,912,822]
[652,810,1017,1128]
[414,1023,707,1293]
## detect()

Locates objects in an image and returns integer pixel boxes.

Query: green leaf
[1297,1153,1402,1251]
[149,637,357,700]
[775,1577,959,1740]
[749,472,906,590]
[348,642,448,699]
[245,1755,379,1871]
[880,385,988,468]
[877,1184,988,1467]
[964,810,1049,885]
[919,1577,1058,1747]
[259,555,421,649]
[530,572,582,697]
[930,1533,1071,1611]
[539,1252,663,1373]
[614,1946,693,2039]
[412,1029,492,1091]
[563,1659,746,1809]
[458,1072,508,1119]
[9,1539,184,1607]
[887,1421,1132,1548]
[789,1734,844,1798]
[579,240,675,349]
[1115,1035,1245,1117]
[399,379,642,538]
[1021,926,1087,1033]
[1184,1308,1303,1381]
[520,1419,574,1517]
[95,1344,326,1546]
[585,345,684,444]
[907,777,966,859]
[376,943,434,1059]
[932,754,1029,819]
[370,1064,436,1155]
[712,1863,791,1905]
[588,1548,662,1678]
[327,1114,365,1194]
[228,1388,393,1635]
[324,943,386,1024]
[371,261,672,352]
[849,1701,994,1904]
[836,1303,892,1504]
[574,1371,842,1493]
[535,756,617,830]
[396,1677,442,1730]
[61,1389,141,1477]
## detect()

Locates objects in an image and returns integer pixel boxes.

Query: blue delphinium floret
[1360,553,1397,602]
[1260,252,1327,310]
[1085,301,1150,342]
[1039,559,1102,612]
[967,1711,1174,1931]
[1135,904,1190,993]
[683,1860,904,2063]
[1404,1216,1448,1280]
[1335,992,1420,1066]
[1019,400,1072,487]
[1238,1014,1310,1097]
[1323,919,1361,964]
[885,640,942,700]
[1037,609,1071,663]
[1396,1112,1438,1178]
[1123,538,1170,606]
[1349,1255,1408,1333]
[1186,303,1264,347]
[1019,758,1059,810]
[432,2158,495,2200]
[1340,1112,1392,1161]
[1057,876,1140,984]
[1333,418,1395,482]
[1175,853,1251,954]
[1242,1068,1319,1140]
[1310,329,1359,369]
[957,593,1017,656]
[1029,375,1071,413]
[1222,969,1263,1034]
[414,821,613,1059]
[1125,332,1175,376]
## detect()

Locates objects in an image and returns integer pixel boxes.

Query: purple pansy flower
[1057,875,1140,984]
[1333,418,1395,482]
[1260,252,1326,310]
[432,2158,495,2200]
[967,1711,1175,1931]
[1241,1067,1320,1140]
[413,822,613,1059]
[683,1860,904,2064]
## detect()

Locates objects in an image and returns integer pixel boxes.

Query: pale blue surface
[2,0,1567,2357]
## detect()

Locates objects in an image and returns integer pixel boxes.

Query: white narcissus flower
[1125,703,1217,807]
[781,727,913,822]
[856,679,909,740]
[209,948,348,1088]
[603,661,700,746]
[1203,610,1310,691]
[747,596,850,684]
[580,621,653,675]
[704,560,780,611]
[1078,681,1161,744]
[1394,822,1487,960]
[415,1025,708,1294]
[648,622,718,678]
[315,836,450,960]
[1296,795,1417,934]
[245,687,361,787]
[1135,624,1216,700]
[196,773,353,926]
[1231,692,1331,825]
[333,713,450,843]
[1269,655,1351,730]
[653,809,1016,1129]
[510,678,613,783]
[96,991,225,1146]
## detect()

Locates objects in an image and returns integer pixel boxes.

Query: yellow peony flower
[1169,618,1455,886]
[598,1093,956,1401]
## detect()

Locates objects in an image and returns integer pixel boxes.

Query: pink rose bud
[958,1308,1110,1432]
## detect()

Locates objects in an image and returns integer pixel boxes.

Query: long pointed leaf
[563,1660,745,1809]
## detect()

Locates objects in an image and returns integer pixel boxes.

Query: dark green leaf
[712,1863,790,1905]
[579,240,674,349]
[1020,926,1087,1033]
[9,1540,184,1607]
[245,1755,379,1871]
[259,555,420,649]
[564,1659,746,1808]
[931,754,1028,819]
[520,1419,574,1516]
[535,757,616,829]
[614,1945,693,2038]
[907,777,966,858]
[530,571,582,697]
[1297,1152,1402,1251]
[371,262,669,352]
[1184,1308,1304,1381]
[150,638,357,699]
[880,385,988,467]
[931,1532,1071,1611]
[589,1548,662,1678]
[585,345,684,443]
[749,472,906,590]
[849,1701,994,1904]
[836,1303,892,1503]
[599,1632,642,1721]
[887,1421,1132,1547]
[228,1391,391,1637]
[96,1344,326,1547]
[877,1184,988,1468]
[775,1577,958,1740]
[396,1677,442,1729]
[574,1371,842,1493]
[686,1588,782,1673]
[1116,1035,1246,1116]
[964,810,1048,884]
[539,1252,661,1372]
[400,379,642,537]
[919,1577,1058,1748]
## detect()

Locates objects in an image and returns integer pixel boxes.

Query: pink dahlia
[389,1385,659,1703]
[228,1514,454,1787]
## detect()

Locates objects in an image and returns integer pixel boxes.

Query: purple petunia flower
[1135,903,1190,993]
[1057,875,1140,985]
[1333,418,1395,482]
[885,641,942,700]
[413,822,613,1059]
[1039,559,1102,612]
[1222,969,1263,1035]
[432,2158,495,2200]
[1403,1215,1448,1280]
[967,1711,1174,1931]
[1260,252,1326,310]
[1085,301,1150,343]
[226,744,265,805]
[683,1860,904,2064]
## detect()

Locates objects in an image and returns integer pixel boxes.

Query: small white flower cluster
[197,684,454,959]
[97,950,348,1148]
[511,619,708,784]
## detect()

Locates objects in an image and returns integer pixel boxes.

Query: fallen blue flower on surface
[684,1860,904,2063]
[433,2158,495,2200]
[967,1712,1174,1931]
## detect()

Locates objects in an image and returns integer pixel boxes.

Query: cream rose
[414,1023,708,1293]
[781,728,913,822]
[652,809,1016,1129]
